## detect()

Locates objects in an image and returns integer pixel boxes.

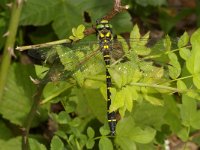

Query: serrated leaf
[179,47,191,60]
[186,28,200,89]
[110,89,125,112]
[117,35,129,55]
[178,31,189,48]
[87,127,95,138]
[130,24,140,41]
[124,86,133,112]
[0,63,47,127]
[99,137,113,150]
[164,35,171,51]
[168,52,181,79]
[109,68,122,88]
[50,136,64,150]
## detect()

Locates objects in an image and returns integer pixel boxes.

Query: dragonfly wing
[28,41,106,84]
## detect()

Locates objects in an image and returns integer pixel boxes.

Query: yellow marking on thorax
[103,45,109,49]
[100,33,104,38]
[106,32,111,37]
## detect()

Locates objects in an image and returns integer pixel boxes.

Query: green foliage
[50,136,64,150]
[135,0,167,7]
[1,0,200,150]
[0,63,48,127]
[19,0,132,39]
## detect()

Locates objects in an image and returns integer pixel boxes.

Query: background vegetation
[0,0,200,150]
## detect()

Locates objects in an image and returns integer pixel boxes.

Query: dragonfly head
[96,19,113,41]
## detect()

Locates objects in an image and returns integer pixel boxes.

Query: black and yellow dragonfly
[17,19,200,136]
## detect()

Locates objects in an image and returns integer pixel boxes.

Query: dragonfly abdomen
[97,19,116,136]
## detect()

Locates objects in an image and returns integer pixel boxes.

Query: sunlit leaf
[50,136,64,150]
[99,137,113,150]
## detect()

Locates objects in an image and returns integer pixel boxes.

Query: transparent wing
[27,37,191,86]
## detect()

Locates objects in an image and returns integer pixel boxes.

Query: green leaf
[99,125,110,136]
[177,127,189,142]
[20,0,59,25]
[178,31,189,48]
[191,111,200,129]
[42,81,72,103]
[57,111,70,124]
[0,137,44,150]
[0,120,13,140]
[77,88,105,122]
[141,87,163,106]
[116,117,156,144]
[177,80,187,91]
[136,0,167,6]
[0,137,21,150]
[178,32,189,48]
[115,137,137,150]
[0,63,47,127]
[87,127,95,138]
[133,102,166,129]
[124,86,133,112]
[131,127,156,144]
[179,47,191,60]
[130,24,140,44]
[29,138,47,150]
[110,88,125,112]
[52,1,82,38]
[99,137,113,150]
[50,136,64,150]
[86,139,95,149]
[110,12,132,34]
[168,52,181,79]
[76,24,85,39]
[180,95,197,127]
[186,28,200,89]
[109,68,122,88]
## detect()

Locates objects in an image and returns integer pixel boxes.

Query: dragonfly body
[96,19,116,136]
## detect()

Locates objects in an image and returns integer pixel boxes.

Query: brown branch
[83,0,129,36]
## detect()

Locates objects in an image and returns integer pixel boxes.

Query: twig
[84,0,129,36]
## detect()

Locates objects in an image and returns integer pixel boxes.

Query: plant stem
[22,83,45,150]
[0,0,24,101]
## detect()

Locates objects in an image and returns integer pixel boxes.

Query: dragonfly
[18,19,198,136]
